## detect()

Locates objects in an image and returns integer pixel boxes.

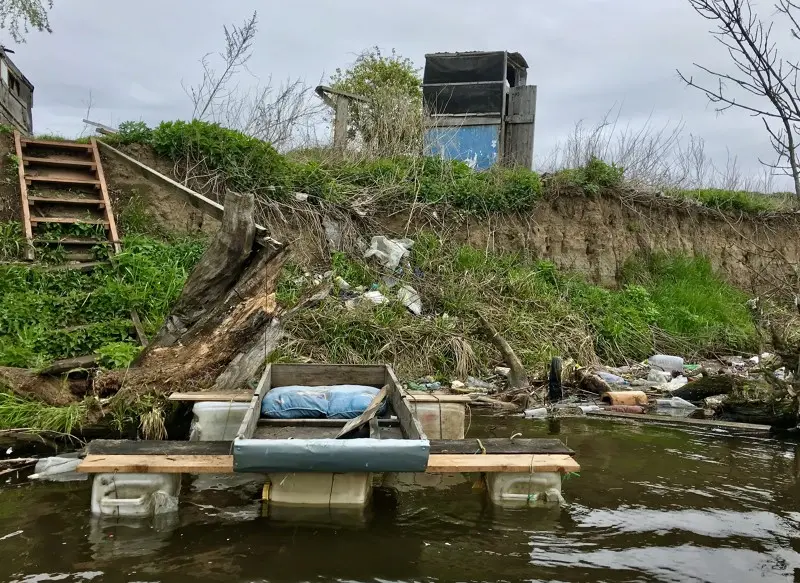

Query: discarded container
[597,372,628,386]
[29,453,87,482]
[665,375,689,391]
[466,376,494,390]
[91,474,181,517]
[647,369,672,384]
[265,472,372,508]
[409,401,466,439]
[648,355,684,374]
[190,401,250,441]
[608,405,646,414]
[397,285,422,315]
[656,396,697,409]
[486,472,563,508]
[601,391,648,406]
[524,407,548,419]
[704,394,727,407]
[579,405,601,413]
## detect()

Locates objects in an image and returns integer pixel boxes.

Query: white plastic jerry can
[91,473,181,517]
[486,472,564,508]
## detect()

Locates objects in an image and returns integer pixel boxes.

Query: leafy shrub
[96,342,142,369]
[150,120,290,197]
[555,157,625,195]
[115,121,153,145]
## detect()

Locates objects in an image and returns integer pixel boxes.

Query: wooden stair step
[29,216,109,226]
[34,237,104,245]
[23,156,96,169]
[41,261,110,272]
[29,196,104,206]
[25,175,100,186]
[21,138,93,151]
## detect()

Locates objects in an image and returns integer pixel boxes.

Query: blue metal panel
[424,125,500,170]
[233,438,431,473]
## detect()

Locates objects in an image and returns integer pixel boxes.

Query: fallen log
[670,374,741,402]
[95,190,288,396]
[478,313,527,389]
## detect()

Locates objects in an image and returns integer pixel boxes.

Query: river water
[0,416,798,582]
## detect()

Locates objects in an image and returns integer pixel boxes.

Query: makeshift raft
[78,364,580,515]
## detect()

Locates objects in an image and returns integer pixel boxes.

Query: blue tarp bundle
[260,385,386,419]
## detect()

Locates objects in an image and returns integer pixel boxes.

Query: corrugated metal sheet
[424,125,500,170]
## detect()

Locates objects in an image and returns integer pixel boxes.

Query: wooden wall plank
[425,454,580,474]
[270,364,386,388]
[13,129,33,259]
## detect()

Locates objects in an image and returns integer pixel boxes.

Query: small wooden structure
[315,85,369,151]
[0,48,33,134]
[422,50,536,170]
[13,131,120,261]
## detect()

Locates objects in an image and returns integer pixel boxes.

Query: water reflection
[0,417,798,582]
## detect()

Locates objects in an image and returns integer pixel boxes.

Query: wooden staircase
[13,130,120,263]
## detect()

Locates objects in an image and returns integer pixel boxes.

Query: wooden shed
[0,48,33,134]
[422,50,536,170]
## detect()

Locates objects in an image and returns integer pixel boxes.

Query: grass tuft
[0,392,87,433]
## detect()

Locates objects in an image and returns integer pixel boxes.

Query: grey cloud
[5,0,793,186]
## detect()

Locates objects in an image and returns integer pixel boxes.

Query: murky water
[0,416,799,582]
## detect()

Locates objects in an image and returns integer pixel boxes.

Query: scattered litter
[397,285,422,316]
[648,354,684,374]
[596,371,629,386]
[363,236,414,271]
[466,376,494,390]
[407,380,442,392]
[655,396,697,409]
[684,364,701,372]
[748,355,760,365]
[665,375,689,391]
[494,366,511,378]
[647,369,672,384]
[362,290,387,305]
[28,453,87,482]
[524,407,548,419]
[578,405,601,413]
[334,276,350,290]
[0,530,22,541]
[601,391,648,406]
[774,367,786,380]
[5,447,11,455]
[705,395,727,407]
[293,192,309,202]
[450,380,466,391]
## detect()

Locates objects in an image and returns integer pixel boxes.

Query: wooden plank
[258,418,400,427]
[34,237,99,245]
[403,393,472,403]
[28,196,104,206]
[425,454,580,474]
[429,438,574,455]
[40,354,98,375]
[168,391,252,402]
[335,386,388,438]
[25,175,100,186]
[426,115,502,128]
[77,454,233,474]
[237,364,271,439]
[29,216,109,225]
[97,141,266,234]
[90,137,121,254]
[130,310,149,347]
[14,130,34,260]
[386,366,426,440]
[23,156,96,169]
[270,363,387,388]
[41,261,109,272]
[586,410,772,434]
[21,138,93,150]
[85,440,232,456]
[503,85,537,169]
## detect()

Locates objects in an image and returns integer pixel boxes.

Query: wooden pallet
[14,131,120,261]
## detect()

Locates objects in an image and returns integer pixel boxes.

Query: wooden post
[503,85,537,169]
[333,95,350,151]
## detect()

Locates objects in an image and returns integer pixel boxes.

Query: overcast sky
[5,0,792,188]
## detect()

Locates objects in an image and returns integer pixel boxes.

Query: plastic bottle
[524,407,548,419]
[655,396,697,409]
[648,354,684,374]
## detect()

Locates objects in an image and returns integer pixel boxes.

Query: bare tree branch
[679,0,800,196]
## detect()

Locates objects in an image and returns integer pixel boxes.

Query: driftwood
[478,313,527,389]
[94,191,288,396]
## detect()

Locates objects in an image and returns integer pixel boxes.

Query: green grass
[284,235,758,378]
[672,188,785,212]
[0,223,205,369]
[0,391,87,433]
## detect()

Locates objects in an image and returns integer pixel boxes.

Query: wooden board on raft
[77,453,580,474]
